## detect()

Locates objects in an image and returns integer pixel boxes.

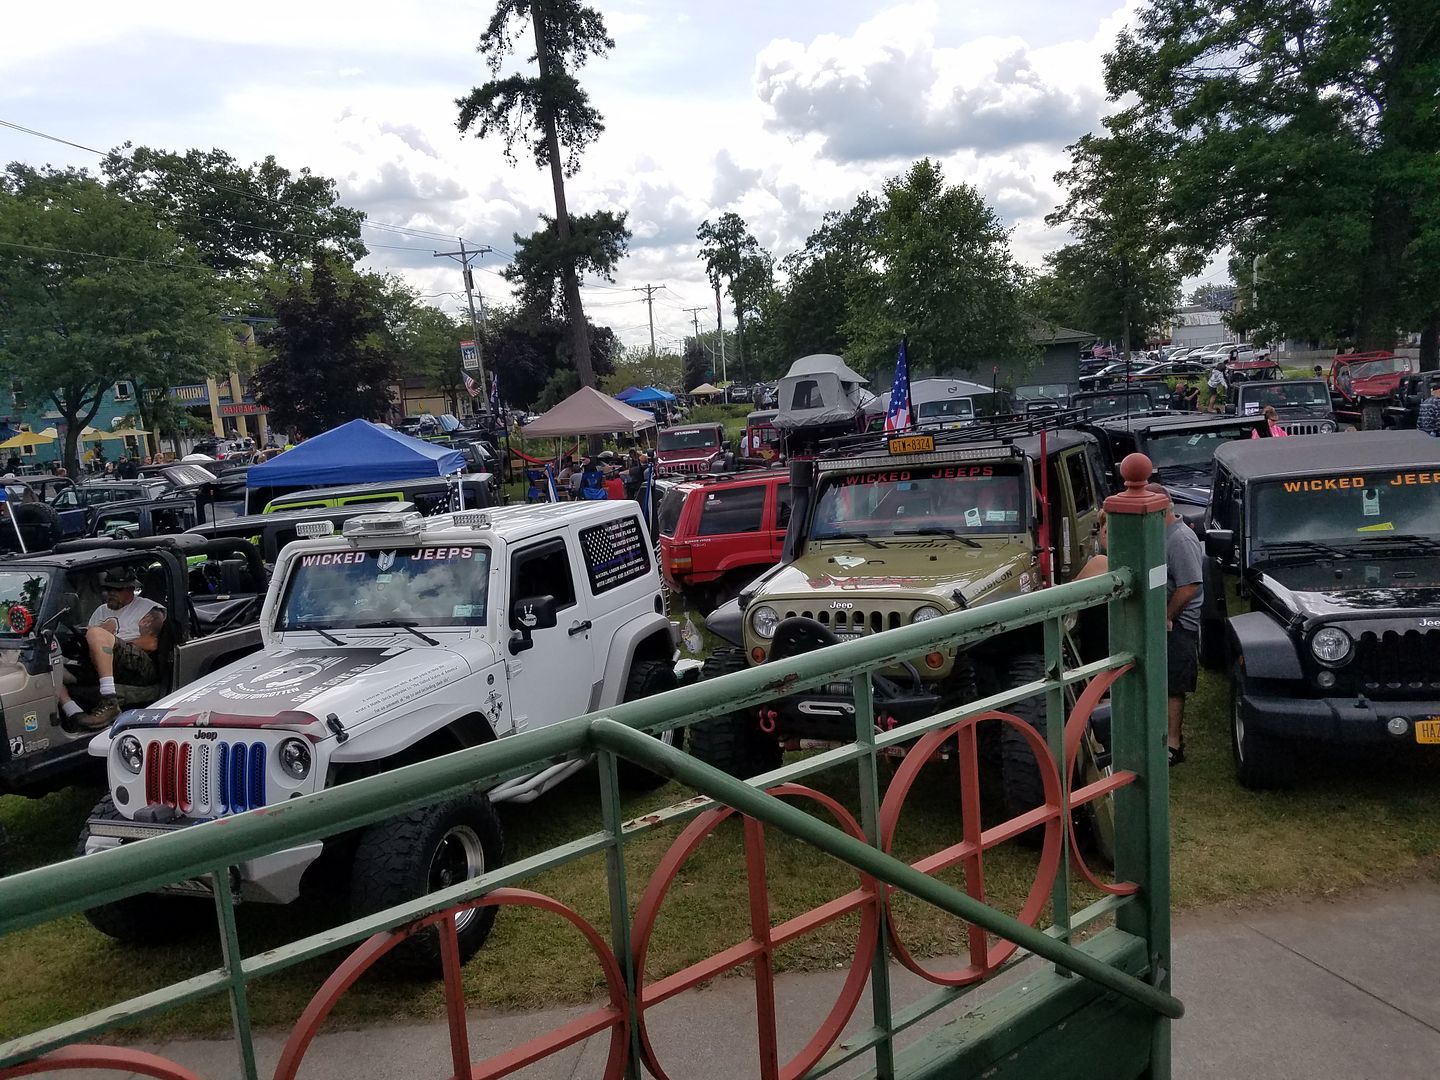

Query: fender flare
[328,703,497,764]
[595,613,675,710]
[1226,611,1303,681]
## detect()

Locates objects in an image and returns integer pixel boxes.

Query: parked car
[249,476,495,517]
[1014,382,1076,408]
[1328,351,1415,430]
[655,422,729,476]
[657,469,791,612]
[1071,387,1170,419]
[1204,432,1440,787]
[1227,380,1337,435]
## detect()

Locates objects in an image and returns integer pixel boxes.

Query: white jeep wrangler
[82,502,685,971]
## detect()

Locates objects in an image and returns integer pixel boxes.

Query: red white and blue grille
[142,738,268,816]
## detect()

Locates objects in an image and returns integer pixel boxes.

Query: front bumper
[83,816,322,904]
[759,672,947,741]
[1238,688,1440,746]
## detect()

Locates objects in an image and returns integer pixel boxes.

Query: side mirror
[509,594,558,655]
[1205,528,1235,564]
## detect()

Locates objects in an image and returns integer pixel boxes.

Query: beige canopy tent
[688,382,723,398]
[521,386,658,438]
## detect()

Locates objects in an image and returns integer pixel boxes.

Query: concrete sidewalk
[38,881,1440,1079]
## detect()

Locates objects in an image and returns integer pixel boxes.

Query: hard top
[266,475,487,502]
[1094,412,1263,435]
[659,420,725,433]
[188,502,418,535]
[1215,430,1440,480]
[1072,386,1159,402]
[420,500,644,544]
[746,410,778,424]
[1235,378,1326,393]
[818,410,1097,465]
[676,466,789,493]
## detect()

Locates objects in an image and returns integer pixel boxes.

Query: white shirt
[89,596,164,643]
[1207,367,1227,390]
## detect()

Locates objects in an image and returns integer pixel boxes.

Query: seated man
[59,567,166,731]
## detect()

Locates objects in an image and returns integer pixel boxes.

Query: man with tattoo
[59,567,166,731]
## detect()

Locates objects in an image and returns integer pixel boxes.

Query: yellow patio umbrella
[37,425,111,441]
[105,427,150,439]
[0,431,55,450]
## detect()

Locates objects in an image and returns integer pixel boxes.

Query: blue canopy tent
[614,386,644,402]
[625,386,677,404]
[246,419,466,489]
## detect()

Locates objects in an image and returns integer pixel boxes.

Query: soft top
[1095,413,1263,434]
[1216,430,1440,479]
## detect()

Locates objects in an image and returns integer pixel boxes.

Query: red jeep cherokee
[658,469,791,610]
[656,422,728,475]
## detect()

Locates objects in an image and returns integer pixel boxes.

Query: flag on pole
[544,464,559,503]
[489,372,500,416]
[462,372,480,398]
[885,339,912,432]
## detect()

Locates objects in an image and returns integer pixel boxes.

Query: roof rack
[818,408,1089,458]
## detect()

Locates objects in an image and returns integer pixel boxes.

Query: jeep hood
[763,543,1039,607]
[111,646,477,735]
[1258,565,1440,622]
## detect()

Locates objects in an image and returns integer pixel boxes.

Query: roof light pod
[342,511,426,540]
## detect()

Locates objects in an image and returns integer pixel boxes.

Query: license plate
[1415,719,1440,745]
[888,434,935,455]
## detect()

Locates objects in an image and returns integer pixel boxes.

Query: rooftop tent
[521,386,658,438]
[773,353,874,431]
[625,386,678,405]
[245,419,466,488]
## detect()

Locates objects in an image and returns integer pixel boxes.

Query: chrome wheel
[428,824,486,931]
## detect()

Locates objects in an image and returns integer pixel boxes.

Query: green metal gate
[0,470,1179,1078]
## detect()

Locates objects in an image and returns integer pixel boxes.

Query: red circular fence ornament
[629,783,881,1080]
[7,605,33,635]
[273,888,631,1080]
[0,1045,203,1079]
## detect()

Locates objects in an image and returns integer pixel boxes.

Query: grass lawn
[3,662,1439,1043]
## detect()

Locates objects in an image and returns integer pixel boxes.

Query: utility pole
[433,239,493,413]
[715,283,728,385]
[683,306,705,379]
[633,283,664,357]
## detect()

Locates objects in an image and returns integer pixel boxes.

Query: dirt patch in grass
[3,669,1439,1042]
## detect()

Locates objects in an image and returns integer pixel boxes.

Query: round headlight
[1311,627,1352,664]
[1319,422,1336,433]
[911,605,943,624]
[278,738,312,780]
[750,605,780,640]
[117,734,144,775]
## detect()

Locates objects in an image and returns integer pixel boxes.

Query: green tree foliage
[1108,0,1440,355]
[696,212,773,381]
[0,165,230,473]
[457,0,616,390]
[1189,283,1237,314]
[101,146,367,273]
[383,285,471,417]
[600,347,683,396]
[1048,121,1188,361]
[506,210,629,315]
[251,260,399,436]
[843,159,1033,378]
[484,306,617,409]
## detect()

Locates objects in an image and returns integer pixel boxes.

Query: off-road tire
[689,646,782,778]
[349,794,504,977]
[1230,663,1295,789]
[1360,403,1384,431]
[996,653,1051,824]
[617,658,684,790]
[78,796,211,943]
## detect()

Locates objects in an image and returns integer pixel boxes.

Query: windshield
[276,545,491,631]
[0,570,50,639]
[917,398,974,420]
[1146,427,1255,470]
[657,490,686,536]
[658,428,720,452]
[1238,382,1330,412]
[810,462,1028,540]
[1253,471,1440,549]
[1344,356,1408,379]
[1080,393,1150,418]
[1016,384,1071,402]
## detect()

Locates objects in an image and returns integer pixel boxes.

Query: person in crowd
[1147,484,1203,766]
[1205,360,1229,412]
[4,454,20,475]
[1312,365,1325,380]
[1250,405,1289,438]
[57,567,166,731]
[1418,382,1440,437]
[579,457,607,500]
[624,450,645,499]
[603,468,626,501]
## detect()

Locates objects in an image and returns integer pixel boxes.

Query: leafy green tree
[251,260,400,436]
[1108,0,1440,355]
[101,146,367,273]
[386,290,470,417]
[506,210,629,316]
[601,347,683,395]
[1189,283,1237,314]
[484,306,617,409]
[696,212,773,381]
[1048,120,1188,362]
[0,165,230,473]
[457,0,617,390]
[844,159,1033,378]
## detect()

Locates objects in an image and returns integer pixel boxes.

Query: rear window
[697,485,766,536]
[657,490,686,537]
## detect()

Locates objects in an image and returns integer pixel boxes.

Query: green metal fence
[0,481,1177,1079]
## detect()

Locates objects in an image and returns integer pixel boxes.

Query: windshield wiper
[1256,540,1350,562]
[893,525,982,549]
[1346,534,1440,554]
[355,619,439,646]
[310,627,344,646]
[816,531,885,548]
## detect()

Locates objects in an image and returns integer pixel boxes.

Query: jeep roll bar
[50,535,265,584]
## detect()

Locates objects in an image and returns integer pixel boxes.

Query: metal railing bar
[588,721,1183,1021]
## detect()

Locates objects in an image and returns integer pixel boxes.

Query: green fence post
[1043,615,1071,975]
[1103,453,1174,1079]
[598,750,644,1080]
[851,673,895,1078]
[211,869,259,1080]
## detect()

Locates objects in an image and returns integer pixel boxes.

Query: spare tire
[7,502,62,551]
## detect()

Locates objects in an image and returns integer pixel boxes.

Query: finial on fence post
[1105,453,1170,514]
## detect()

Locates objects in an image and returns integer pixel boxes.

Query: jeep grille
[1283,420,1334,436]
[1353,628,1440,696]
[790,607,905,637]
[143,738,267,817]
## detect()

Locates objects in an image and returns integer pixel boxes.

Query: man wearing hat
[58,566,167,730]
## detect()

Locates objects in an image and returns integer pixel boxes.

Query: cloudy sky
[1,0,1160,353]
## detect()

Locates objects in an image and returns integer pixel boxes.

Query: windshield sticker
[1243,402,1260,415]
[1187,435,1203,446]
[580,516,650,594]
[1280,473,1440,493]
[842,465,997,486]
[964,508,982,527]
[300,552,368,567]
[985,510,1008,523]
[1362,490,1380,516]
[453,604,478,617]
[1357,522,1394,532]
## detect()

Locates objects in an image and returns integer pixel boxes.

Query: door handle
[568,620,592,636]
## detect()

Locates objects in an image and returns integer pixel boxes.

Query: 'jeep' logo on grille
[1421,618,1440,628]
[830,601,855,610]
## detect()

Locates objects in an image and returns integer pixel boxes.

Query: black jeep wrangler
[1204,431,1440,788]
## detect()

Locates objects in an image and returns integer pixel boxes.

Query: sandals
[1167,741,1186,767]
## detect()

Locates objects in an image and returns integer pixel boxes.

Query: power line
[631,284,665,356]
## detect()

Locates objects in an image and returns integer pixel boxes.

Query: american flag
[489,372,501,415]
[885,339,912,432]
[463,372,480,398]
